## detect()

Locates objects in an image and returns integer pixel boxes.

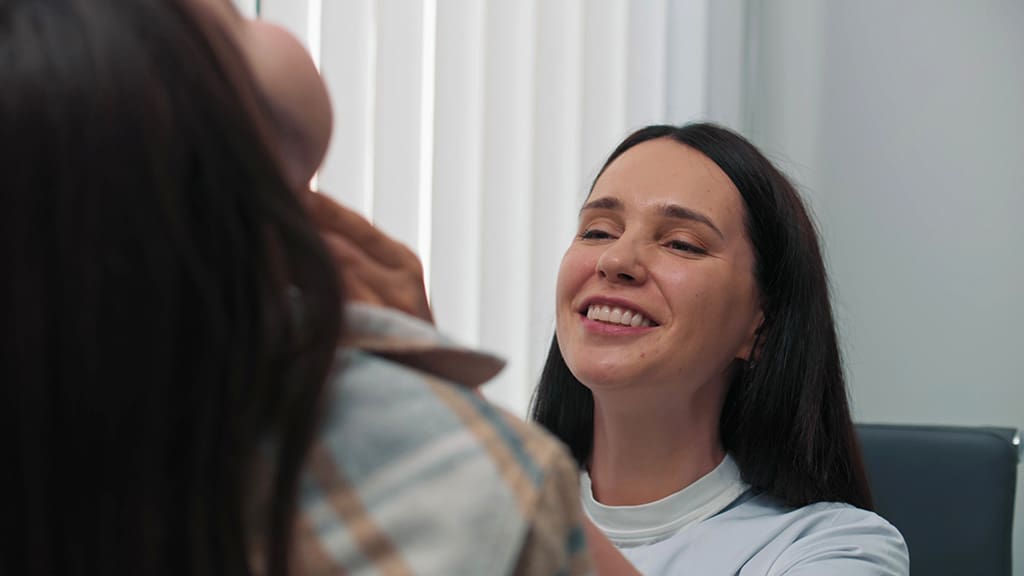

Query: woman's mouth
[584,304,656,327]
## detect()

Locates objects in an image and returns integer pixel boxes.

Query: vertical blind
[233,0,720,415]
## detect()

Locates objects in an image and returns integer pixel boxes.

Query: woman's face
[197,0,332,190]
[556,138,763,396]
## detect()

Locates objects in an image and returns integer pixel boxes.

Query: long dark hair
[531,123,873,510]
[2,0,341,574]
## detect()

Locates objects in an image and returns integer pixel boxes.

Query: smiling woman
[559,138,762,408]
[532,123,911,575]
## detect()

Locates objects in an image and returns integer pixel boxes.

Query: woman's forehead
[591,139,745,224]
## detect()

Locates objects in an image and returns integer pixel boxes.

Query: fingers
[306,192,412,268]
[315,203,436,323]
[320,233,386,307]
[322,233,396,304]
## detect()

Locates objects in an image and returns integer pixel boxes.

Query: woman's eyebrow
[581,197,723,239]
[580,196,622,214]
[660,203,723,239]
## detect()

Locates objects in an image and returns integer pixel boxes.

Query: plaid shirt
[291,304,591,575]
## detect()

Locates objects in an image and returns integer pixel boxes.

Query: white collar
[581,454,749,547]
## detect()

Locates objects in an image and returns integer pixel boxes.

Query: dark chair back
[857,424,1020,576]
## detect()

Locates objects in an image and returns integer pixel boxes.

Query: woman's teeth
[585,304,653,327]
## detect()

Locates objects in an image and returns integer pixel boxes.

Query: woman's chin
[568,362,643,392]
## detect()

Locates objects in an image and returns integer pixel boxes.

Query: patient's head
[2,0,339,573]
[194,0,333,189]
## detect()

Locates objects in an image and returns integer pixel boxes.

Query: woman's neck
[587,385,726,506]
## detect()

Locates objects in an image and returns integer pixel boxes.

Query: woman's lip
[579,296,651,314]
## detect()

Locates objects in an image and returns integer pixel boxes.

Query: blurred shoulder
[294,304,588,575]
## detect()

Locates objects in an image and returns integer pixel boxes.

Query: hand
[304,191,433,324]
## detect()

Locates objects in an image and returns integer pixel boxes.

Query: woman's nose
[596,239,647,284]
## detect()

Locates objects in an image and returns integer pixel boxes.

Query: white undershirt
[581,454,749,548]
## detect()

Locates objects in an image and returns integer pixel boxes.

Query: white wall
[743,1,1024,571]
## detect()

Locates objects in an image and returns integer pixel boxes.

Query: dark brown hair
[531,123,873,510]
[1,0,341,574]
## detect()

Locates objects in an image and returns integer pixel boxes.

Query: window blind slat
[627,0,669,128]
[528,0,585,398]
[582,0,629,182]
[372,0,425,254]
[666,0,711,124]
[318,0,376,215]
[430,0,486,347]
[477,0,537,413]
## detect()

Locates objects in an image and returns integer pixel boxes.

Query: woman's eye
[579,228,613,240]
[666,239,705,254]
